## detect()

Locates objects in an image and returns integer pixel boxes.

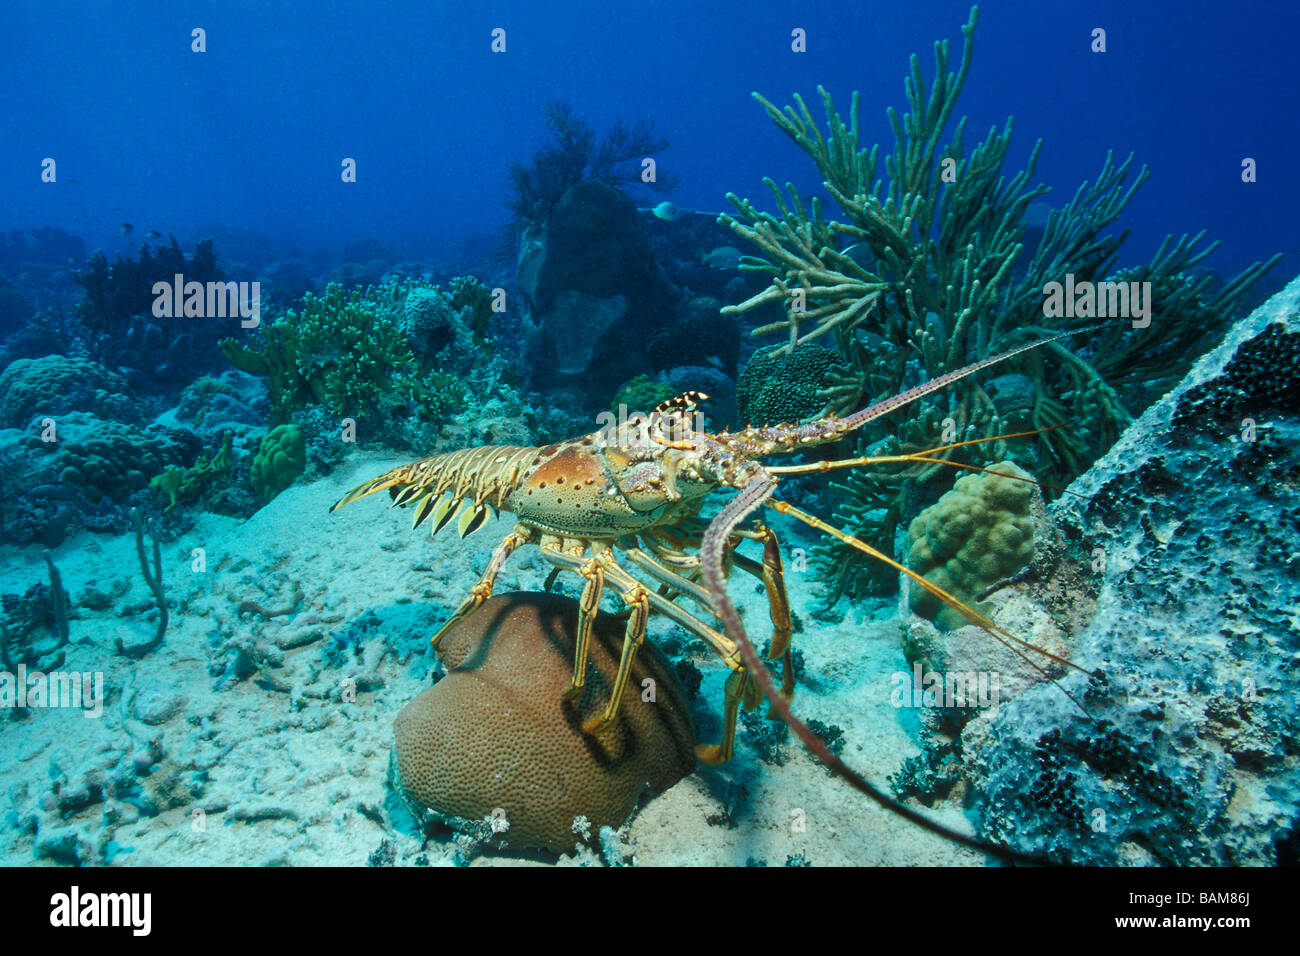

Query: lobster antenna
[767,425,1090,501]
[832,327,1103,434]
[768,498,1094,693]
[895,456,1088,501]
[697,474,1051,865]
[742,324,1110,455]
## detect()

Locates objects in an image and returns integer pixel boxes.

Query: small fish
[1025,202,1054,227]
[651,201,680,222]
[145,230,162,240]
[702,245,742,270]
[120,222,133,235]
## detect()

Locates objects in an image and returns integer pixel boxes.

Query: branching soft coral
[504,99,678,240]
[220,283,466,425]
[722,4,1280,605]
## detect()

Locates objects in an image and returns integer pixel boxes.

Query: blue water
[2,0,1295,283]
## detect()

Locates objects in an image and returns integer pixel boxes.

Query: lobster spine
[330,445,541,532]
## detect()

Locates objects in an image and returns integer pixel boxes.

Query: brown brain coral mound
[393,592,696,853]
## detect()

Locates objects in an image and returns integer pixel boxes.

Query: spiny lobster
[331,329,1091,862]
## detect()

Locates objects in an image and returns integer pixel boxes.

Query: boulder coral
[250,424,305,504]
[392,592,696,853]
[0,355,138,428]
[44,412,186,504]
[903,461,1036,632]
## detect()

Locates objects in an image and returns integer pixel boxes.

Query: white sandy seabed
[0,452,985,866]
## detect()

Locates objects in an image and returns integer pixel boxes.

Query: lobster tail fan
[458,504,493,538]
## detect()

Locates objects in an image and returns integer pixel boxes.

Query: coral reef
[516,179,679,409]
[150,431,235,511]
[959,275,1300,864]
[0,226,85,274]
[250,425,305,504]
[73,238,232,387]
[220,282,467,428]
[166,372,267,444]
[720,6,1280,605]
[0,355,139,428]
[397,275,493,370]
[44,413,187,505]
[391,593,696,854]
[648,296,739,378]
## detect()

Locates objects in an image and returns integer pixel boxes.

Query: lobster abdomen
[331,444,541,537]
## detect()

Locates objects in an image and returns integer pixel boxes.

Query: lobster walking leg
[732,525,795,714]
[583,579,650,734]
[695,668,761,765]
[430,526,532,649]
[562,559,605,701]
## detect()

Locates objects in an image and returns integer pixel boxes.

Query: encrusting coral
[721,4,1280,606]
[391,593,696,854]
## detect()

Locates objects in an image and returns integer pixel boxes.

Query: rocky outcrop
[516,179,678,411]
[958,276,1300,864]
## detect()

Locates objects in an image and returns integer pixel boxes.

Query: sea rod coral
[721,4,1280,604]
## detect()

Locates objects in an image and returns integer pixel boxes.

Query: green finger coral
[220,282,469,428]
[250,424,306,503]
[903,462,1035,632]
